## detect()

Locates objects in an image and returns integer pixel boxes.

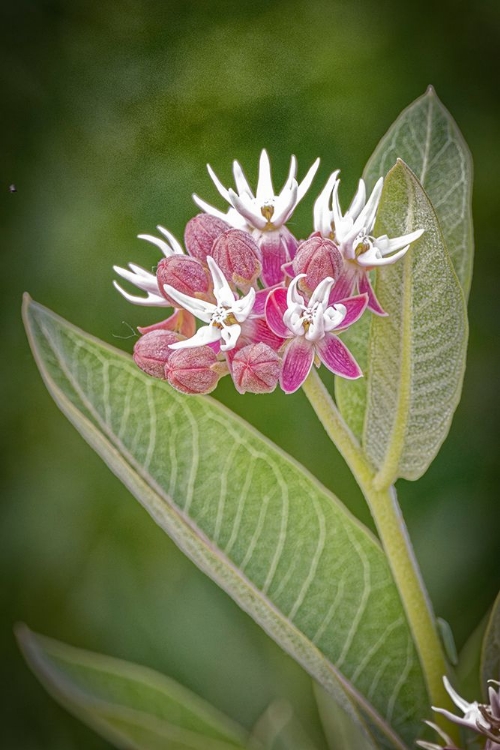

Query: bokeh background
[1,0,499,747]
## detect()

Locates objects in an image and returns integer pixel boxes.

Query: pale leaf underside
[336,87,473,450]
[363,161,468,486]
[23,296,430,749]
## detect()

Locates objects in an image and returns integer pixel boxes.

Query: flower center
[211,305,237,329]
[260,202,275,222]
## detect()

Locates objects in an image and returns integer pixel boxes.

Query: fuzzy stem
[302,370,458,740]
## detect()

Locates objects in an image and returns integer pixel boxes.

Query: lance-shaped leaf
[17,625,252,750]
[250,700,319,750]
[363,160,468,488]
[336,87,473,442]
[364,86,473,298]
[481,591,500,696]
[23,295,430,749]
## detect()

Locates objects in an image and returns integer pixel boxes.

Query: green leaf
[250,699,319,750]
[456,612,490,702]
[313,683,378,750]
[16,625,252,750]
[363,161,468,487]
[364,87,474,298]
[481,591,500,695]
[336,87,473,441]
[23,295,430,750]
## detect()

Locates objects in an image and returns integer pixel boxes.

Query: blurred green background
[1,0,499,747]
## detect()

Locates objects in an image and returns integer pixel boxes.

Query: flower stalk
[301,369,459,743]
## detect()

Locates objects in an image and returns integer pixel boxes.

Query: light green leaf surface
[251,700,319,750]
[336,87,473,442]
[364,87,474,297]
[456,613,489,701]
[23,296,430,750]
[17,625,251,750]
[363,161,468,487]
[481,591,500,694]
[314,683,378,750]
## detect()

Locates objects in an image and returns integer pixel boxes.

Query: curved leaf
[481,590,500,695]
[336,87,473,441]
[363,161,468,486]
[314,683,378,750]
[364,86,474,297]
[17,625,252,750]
[23,295,430,749]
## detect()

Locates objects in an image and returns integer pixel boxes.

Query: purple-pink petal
[242,317,285,351]
[335,293,369,330]
[265,287,290,338]
[280,337,315,393]
[260,231,288,286]
[328,266,357,304]
[253,285,281,315]
[316,334,362,379]
[359,273,387,316]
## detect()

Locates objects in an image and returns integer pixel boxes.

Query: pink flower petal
[246,317,285,351]
[358,273,387,316]
[280,337,315,393]
[328,265,357,304]
[281,226,299,260]
[265,287,290,338]
[335,293,368,330]
[253,285,280,316]
[316,334,362,379]
[260,231,287,286]
[138,309,196,338]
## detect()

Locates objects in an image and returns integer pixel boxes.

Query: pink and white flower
[164,256,256,352]
[314,172,423,314]
[265,274,367,393]
[113,226,184,307]
[418,677,500,750]
[194,150,321,285]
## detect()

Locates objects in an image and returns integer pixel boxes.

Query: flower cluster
[114,151,423,395]
[417,677,500,750]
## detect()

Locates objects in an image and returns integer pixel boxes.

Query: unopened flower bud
[230,342,280,394]
[166,346,227,395]
[157,256,212,306]
[212,229,262,291]
[133,330,182,379]
[184,214,231,262]
[293,235,344,295]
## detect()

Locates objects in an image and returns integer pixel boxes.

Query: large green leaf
[364,87,474,297]
[363,161,468,487]
[481,591,500,695]
[336,87,473,442]
[17,625,252,750]
[23,295,430,749]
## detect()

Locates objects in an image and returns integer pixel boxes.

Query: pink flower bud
[184,214,231,262]
[157,256,212,306]
[230,342,280,394]
[293,235,344,295]
[212,229,262,291]
[166,346,226,395]
[133,330,182,379]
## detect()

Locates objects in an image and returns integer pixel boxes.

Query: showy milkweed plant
[18,88,500,750]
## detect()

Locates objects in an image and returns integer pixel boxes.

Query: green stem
[302,370,457,739]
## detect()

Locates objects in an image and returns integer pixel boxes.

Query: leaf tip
[14,622,38,667]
